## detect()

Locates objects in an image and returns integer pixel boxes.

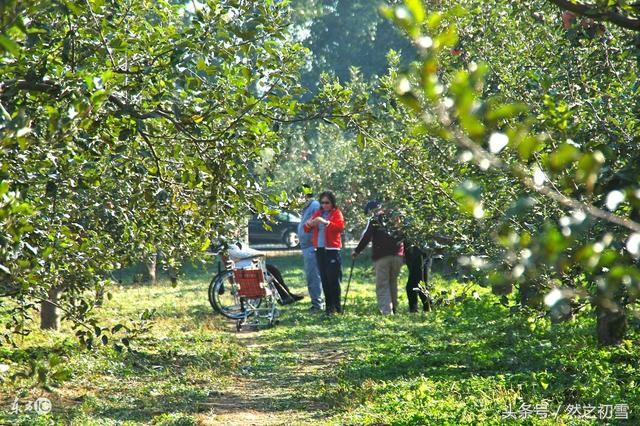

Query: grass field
[1,250,638,425]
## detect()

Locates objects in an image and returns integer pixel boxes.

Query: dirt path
[196,330,347,425]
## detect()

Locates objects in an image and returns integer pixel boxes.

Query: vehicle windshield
[275,212,301,222]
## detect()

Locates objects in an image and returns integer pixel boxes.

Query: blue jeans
[303,246,323,308]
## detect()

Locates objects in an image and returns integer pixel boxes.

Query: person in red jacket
[304,191,345,314]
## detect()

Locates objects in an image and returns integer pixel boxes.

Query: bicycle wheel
[209,270,262,319]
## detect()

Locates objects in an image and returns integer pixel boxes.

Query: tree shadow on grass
[87,343,332,423]
[88,387,214,422]
[156,303,216,321]
[306,299,604,409]
[265,299,600,397]
[71,346,240,422]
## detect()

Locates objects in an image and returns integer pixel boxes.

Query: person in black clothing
[265,263,304,305]
[404,244,432,313]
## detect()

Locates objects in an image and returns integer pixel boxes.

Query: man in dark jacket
[352,201,404,315]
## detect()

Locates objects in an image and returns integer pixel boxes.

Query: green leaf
[398,92,422,113]
[515,136,544,161]
[486,103,528,121]
[549,143,580,172]
[459,115,485,138]
[575,151,605,192]
[0,103,11,120]
[90,90,109,107]
[0,35,20,57]
[438,25,458,48]
[426,12,442,30]
[379,5,394,20]
[0,181,9,197]
[63,0,83,15]
[454,180,484,218]
[404,0,425,23]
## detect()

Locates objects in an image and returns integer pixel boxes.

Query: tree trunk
[596,306,627,346]
[40,286,61,330]
[145,253,158,285]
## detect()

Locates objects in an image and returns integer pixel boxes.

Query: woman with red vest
[303,191,345,314]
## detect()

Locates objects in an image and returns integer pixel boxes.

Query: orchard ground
[1,250,639,425]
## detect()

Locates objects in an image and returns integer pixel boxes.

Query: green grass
[1,250,638,425]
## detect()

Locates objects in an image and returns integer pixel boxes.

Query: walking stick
[342,258,356,313]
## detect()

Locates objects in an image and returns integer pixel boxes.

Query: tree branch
[0,79,61,97]
[351,123,460,208]
[83,0,117,67]
[203,83,278,153]
[548,0,640,31]
[138,129,168,184]
[435,104,640,234]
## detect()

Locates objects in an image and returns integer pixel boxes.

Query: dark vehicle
[249,212,301,248]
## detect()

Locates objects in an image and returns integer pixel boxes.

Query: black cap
[364,200,382,214]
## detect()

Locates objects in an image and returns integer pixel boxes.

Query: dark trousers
[266,263,293,301]
[405,246,430,312]
[315,248,342,313]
